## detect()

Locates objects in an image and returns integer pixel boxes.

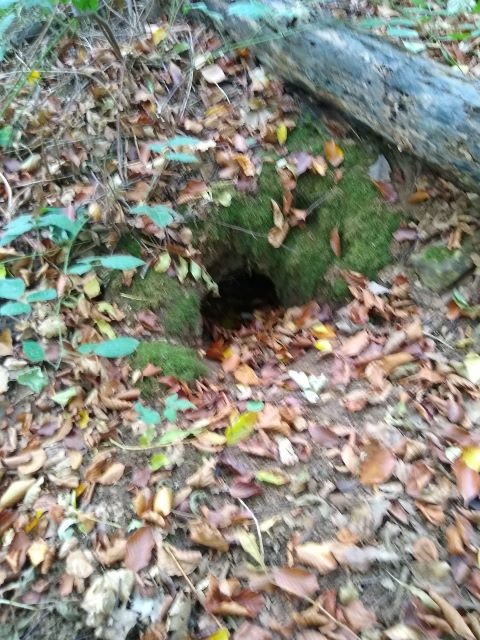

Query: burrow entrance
[201,269,280,334]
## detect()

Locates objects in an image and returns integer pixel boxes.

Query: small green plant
[134,395,196,470]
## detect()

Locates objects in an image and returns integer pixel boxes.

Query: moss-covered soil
[199,118,401,303]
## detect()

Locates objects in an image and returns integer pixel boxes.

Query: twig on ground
[424,331,456,351]
[0,171,13,219]
[164,543,223,630]
[303,594,360,640]
[236,497,265,567]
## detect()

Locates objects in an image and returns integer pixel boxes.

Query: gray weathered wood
[204,0,480,190]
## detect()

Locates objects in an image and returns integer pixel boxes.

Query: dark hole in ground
[201,269,280,334]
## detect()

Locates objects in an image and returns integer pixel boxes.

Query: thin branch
[164,543,223,630]
[236,497,265,567]
[0,171,13,219]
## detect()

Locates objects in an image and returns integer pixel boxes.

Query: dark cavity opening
[202,269,280,334]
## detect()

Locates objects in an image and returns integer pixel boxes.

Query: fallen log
[203,0,480,191]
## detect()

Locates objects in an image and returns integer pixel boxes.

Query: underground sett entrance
[201,269,280,334]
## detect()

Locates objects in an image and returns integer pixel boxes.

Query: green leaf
[17,367,48,393]
[156,427,191,445]
[72,0,98,10]
[67,263,94,275]
[26,288,57,303]
[185,2,222,20]
[358,17,387,28]
[52,387,78,407]
[131,204,175,228]
[150,135,200,152]
[227,1,272,18]
[98,255,145,270]
[0,302,31,316]
[0,125,13,148]
[0,215,34,246]
[37,213,77,234]
[246,401,264,412]
[403,40,427,52]
[172,41,190,54]
[149,453,169,471]
[0,278,25,300]
[163,393,195,422]
[77,337,140,358]
[139,425,156,447]
[22,341,46,362]
[135,401,162,425]
[165,151,199,163]
[0,13,15,38]
[387,26,419,38]
[255,470,288,485]
[225,412,257,446]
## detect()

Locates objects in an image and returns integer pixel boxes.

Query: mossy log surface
[200,121,400,304]
[204,0,480,192]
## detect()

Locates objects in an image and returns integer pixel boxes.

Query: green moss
[109,269,202,340]
[130,341,206,396]
[422,245,454,262]
[200,120,400,303]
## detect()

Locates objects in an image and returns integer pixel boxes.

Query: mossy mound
[108,266,202,341]
[200,119,401,303]
[130,341,207,397]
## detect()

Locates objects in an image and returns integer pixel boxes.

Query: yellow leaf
[464,353,480,384]
[255,469,288,485]
[95,318,116,339]
[83,275,100,299]
[154,253,171,273]
[208,630,229,640]
[151,26,168,45]
[25,509,45,533]
[277,122,288,145]
[79,409,89,429]
[324,139,344,167]
[237,529,264,566]
[225,412,257,446]
[314,339,333,353]
[27,70,41,84]
[312,323,336,339]
[461,446,480,472]
[0,265,6,279]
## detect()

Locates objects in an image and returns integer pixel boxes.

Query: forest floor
[1,7,480,640]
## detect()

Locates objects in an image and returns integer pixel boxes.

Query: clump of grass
[130,340,206,397]
[200,119,400,303]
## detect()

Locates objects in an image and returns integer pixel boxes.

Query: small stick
[303,594,360,640]
[236,497,265,567]
[0,171,13,219]
[164,543,223,630]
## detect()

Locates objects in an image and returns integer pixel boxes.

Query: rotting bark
[202,0,480,192]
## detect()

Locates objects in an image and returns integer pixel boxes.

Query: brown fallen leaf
[452,459,480,505]
[234,364,260,386]
[359,442,396,485]
[157,544,202,576]
[233,622,272,640]
[205,575,264,617]
[97,461,125,485]
[125,526,155,572]
[0,478,36,510]
[201,64,226,84]
[95,536,127,566]
[271,566,319,598]
[341,331,370,357]
[294,541,338,575]
[66,548,95,579]
[330,227,341,258]
[408,190,430,204]
[343,389,368,413]
[190,520,229,552]
[343,598,377,631]
[428,589,475,639]
[324,140,344,167]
